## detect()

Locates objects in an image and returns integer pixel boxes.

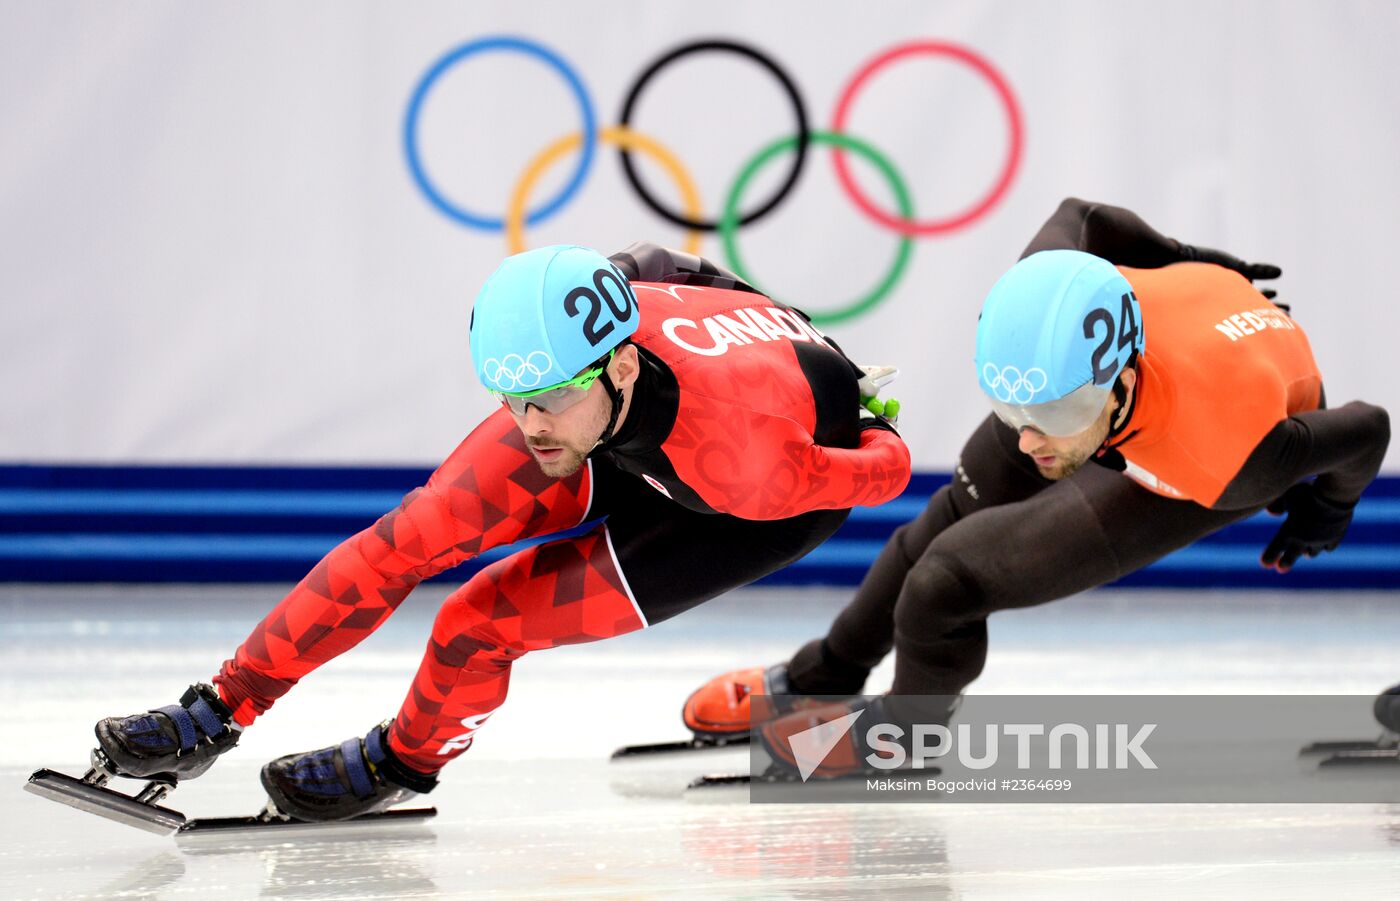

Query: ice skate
[686,697,892,795]
[1301,684,1400,767]
[94,683,240,780]
[261,720,438,823]
[610,660,807,765]
[614,635,873,765]
[682,662,801,741]
[682,636,876,741]
[687,694,960,794]
[25,683,240,834]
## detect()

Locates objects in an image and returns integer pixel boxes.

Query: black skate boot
[1300,684,1400,765]
[261,720,438,823]
[95,683,240,780]
[1375,684,1400,735]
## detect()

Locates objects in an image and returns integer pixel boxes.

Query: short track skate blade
[685,765,945,797]
[1317,749,1400,768]
[687,773,751,791]
[610,735,750,762]
[1299,738,1398,757]
[178,806,437,835]
[25,769,186,835]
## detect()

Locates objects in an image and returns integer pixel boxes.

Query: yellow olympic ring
[507,125,703,255]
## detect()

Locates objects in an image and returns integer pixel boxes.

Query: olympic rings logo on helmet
[403,35,1025,326]
[982,364,1049,404]
[482,351,555,392]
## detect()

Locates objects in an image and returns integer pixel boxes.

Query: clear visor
[497,383,591,416]
[987,380,1112,437]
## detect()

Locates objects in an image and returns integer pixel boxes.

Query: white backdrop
[3,0,1397,470]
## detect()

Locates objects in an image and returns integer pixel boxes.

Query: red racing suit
[214,243,910,771]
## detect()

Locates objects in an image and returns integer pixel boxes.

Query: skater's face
[1016,369,1137,480]
[507,345,639,478]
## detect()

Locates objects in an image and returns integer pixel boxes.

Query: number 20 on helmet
[469,245,640,412]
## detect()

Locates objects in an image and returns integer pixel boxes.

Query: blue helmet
[974,250,1144,436]
[469,245,639,394]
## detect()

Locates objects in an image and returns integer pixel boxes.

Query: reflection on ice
[4,585,1400,899]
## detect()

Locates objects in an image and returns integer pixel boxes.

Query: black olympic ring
[617,39,810,232]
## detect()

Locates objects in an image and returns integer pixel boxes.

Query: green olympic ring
[718,130,914,326]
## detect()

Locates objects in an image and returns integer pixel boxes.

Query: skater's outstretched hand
[1260,483,1355,572]
[1176,242,1282,282]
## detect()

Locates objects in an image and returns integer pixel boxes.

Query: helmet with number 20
[469,245,640,408]
[974,250,1144,437]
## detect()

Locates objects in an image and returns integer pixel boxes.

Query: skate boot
[1375,684,1400,736]
[682,663,803,741]
[94,683,240,780]
[753,697,880,782]
[682,640,869,741]
[754,694,960,782]
[1298,684,1400,763]
[261,720,438,823]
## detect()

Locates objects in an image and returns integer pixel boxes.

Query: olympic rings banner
[402,35,1023,327]
[4,1,1400,472]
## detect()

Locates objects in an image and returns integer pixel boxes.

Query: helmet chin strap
[589,370,625,453]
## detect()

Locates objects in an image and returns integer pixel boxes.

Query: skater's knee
[427,626,515,675]
[893,552,985,638]
[430,577,517,665]
[889,519,926,566]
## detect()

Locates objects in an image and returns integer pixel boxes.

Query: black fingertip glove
[1260,483,1355,572]
[1177,242,1282,282]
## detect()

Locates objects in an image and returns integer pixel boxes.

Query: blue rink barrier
[0,467,1396,588]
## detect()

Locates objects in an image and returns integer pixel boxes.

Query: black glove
[1260,483,1355,572]
[1177,242,1282,282]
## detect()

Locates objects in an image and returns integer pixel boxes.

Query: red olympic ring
[830,40,1024,236]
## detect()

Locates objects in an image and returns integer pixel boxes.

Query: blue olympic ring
[403,36,597,231]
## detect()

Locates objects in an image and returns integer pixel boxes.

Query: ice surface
[2,584,1398,899]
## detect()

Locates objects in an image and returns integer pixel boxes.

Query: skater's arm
[1020,197,1281,281]
[1213,401,1390,572]
[665,404,911,520]
[609,241,762,295]
[1213,401,1391,511]
[791,425,912,513]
